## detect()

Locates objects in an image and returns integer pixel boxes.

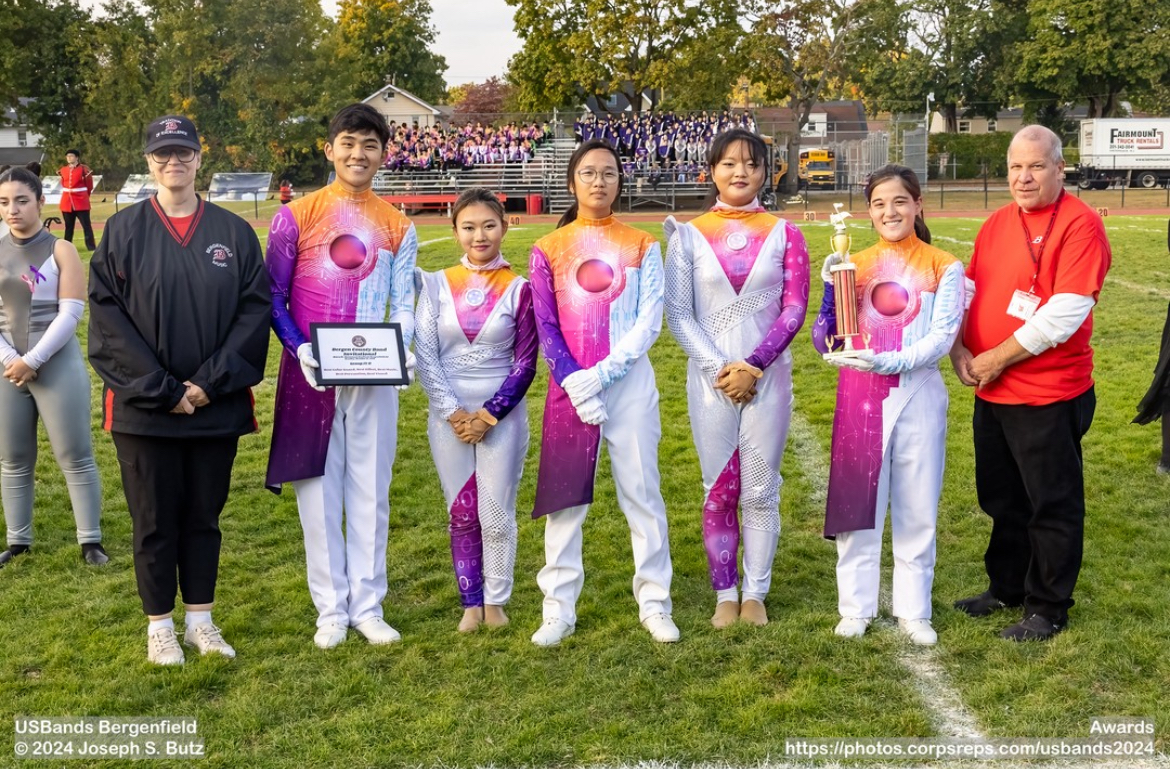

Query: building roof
[755,100,869,140]
[0,148,45,165]
[362,84,441,116]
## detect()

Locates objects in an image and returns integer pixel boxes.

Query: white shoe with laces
[641,613,680,643]
[314,622,348,649]
[531,618,574,647]
[898,618,938,645]
[147,627,185,666]
[184,624,236,659]
[353,617,401,645]
[834,617,872,638]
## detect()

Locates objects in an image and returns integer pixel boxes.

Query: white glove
[826,349,874,372]
[821,253,844,283]
[574,394,609,425]
[396,350,416,391]
[562,368,603,408]
[296,342,326,392]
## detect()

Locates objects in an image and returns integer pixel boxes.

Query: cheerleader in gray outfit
[0,167,104,567]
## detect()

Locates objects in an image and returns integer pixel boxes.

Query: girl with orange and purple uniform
[812,165,964,645]
[414,188,537,633]
[664,128,810,628]
[528,140,678,647]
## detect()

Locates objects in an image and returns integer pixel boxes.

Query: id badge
[1007,289,1041,321]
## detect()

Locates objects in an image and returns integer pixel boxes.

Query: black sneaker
[953,590,1021,617]
[81,543,109,566]
[0,545,31,568]
[999,613,1064,641]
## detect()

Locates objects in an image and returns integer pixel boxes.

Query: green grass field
[1,213,1168,767]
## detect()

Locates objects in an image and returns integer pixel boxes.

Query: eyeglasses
[148,147,197,164]
[576,168,620,185]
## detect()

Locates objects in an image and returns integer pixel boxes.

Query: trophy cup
[823,203,870,360]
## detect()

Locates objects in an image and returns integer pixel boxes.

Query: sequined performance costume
[266,182,418,631]
[414,259,537,608]
[529,215,672,625]
[812,234,964,621]
[664,206,810,604]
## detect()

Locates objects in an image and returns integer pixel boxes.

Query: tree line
[0,0,446,186]
[3,0,1168,186]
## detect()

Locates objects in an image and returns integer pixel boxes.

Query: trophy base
[823,348,872,362]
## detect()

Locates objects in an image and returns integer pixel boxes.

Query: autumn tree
[451,77,516,121]
[746,0,872,192]
[506,0,740,113]
[1014,0,1170,118]
[330,0,448,105]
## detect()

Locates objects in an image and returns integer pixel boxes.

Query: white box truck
[1077,118,1170,189]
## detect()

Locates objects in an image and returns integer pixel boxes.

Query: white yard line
[932,235,975,247]
[788,410,988,744]
[783,409,1167,768]
[1105,276,1170,301]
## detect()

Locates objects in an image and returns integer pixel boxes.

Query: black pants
[973,387,1096,623]
[112,433,239,616]
[61,210,96,251]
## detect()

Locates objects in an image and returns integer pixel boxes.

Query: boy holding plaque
[265,104,418,650]
[811,165,964,645]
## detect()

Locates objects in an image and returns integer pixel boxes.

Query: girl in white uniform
[812,165,964,645]
[664,129,810,627]
[528,140,678,646]
[414,188,537,633]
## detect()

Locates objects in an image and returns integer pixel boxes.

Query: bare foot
[711,600,739,628]
[483,604,509,627]
[458,607,483,633]
[739,599,768,626]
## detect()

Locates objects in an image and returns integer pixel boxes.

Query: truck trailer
[1077,118,1170,190]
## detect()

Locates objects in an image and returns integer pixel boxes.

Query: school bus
[798,148,836,190]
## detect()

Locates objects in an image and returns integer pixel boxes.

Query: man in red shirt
[58,149,96,252]
[950,125,1111,641]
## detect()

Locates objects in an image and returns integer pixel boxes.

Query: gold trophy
[823,203,870,360]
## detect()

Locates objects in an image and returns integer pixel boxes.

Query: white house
[0,100,44,166]
[362,84,442,129]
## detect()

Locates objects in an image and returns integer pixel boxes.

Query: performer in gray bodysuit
[0,167,104,567]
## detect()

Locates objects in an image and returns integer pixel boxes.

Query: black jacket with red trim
[88,196,271,437]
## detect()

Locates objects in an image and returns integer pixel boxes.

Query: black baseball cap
[144,115,201,154]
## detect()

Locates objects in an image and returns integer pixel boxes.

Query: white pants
[538,357,673,624]
[836,380,945,621]
[293,386,397,628]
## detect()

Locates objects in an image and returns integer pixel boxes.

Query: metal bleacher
[371,135,713,215]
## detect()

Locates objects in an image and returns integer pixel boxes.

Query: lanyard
[1018,191,1063,292]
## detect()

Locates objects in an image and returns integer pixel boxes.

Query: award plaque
[309,323,408,386]
[823,204,871,360]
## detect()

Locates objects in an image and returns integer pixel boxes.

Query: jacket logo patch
[207,243,234,267]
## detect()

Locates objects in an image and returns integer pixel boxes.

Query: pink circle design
[329,234,367,269]
[871,281,910,316]
[576,259,615,293]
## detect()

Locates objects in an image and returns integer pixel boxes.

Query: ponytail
[914,214,931,244]
[556,203,579,229]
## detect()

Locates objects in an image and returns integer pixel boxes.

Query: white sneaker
[314,622,348,649]
[531,618,574,647]
[353,617,401,645]
[641,613,680,643]
[834,617,871,638]
[899,618,938,646]
[184,623,236,658]
[147,627,185,666]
